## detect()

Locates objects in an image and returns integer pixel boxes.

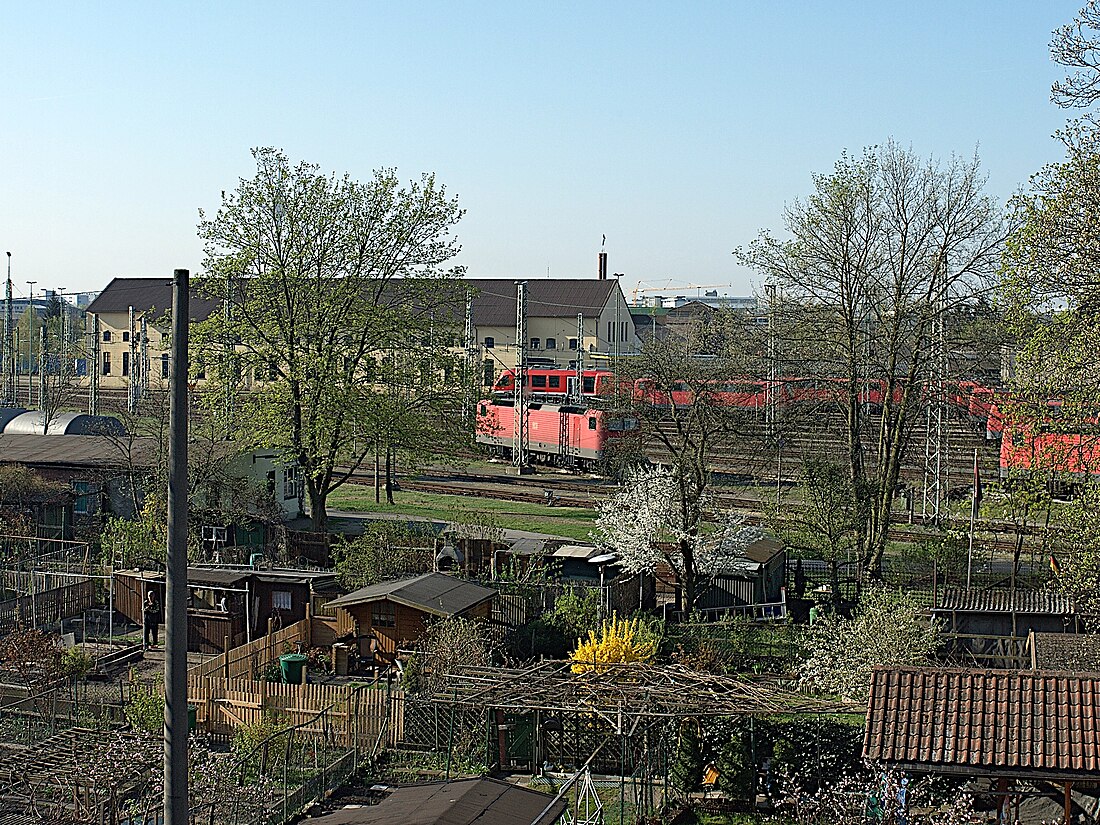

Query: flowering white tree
[799,586,941,703]
[590,466,761,609]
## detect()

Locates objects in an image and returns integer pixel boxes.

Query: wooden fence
[0,579,100,632]
[187,677,402,749]
[185,612,397,750]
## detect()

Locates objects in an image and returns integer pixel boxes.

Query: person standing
[143,589,160,649]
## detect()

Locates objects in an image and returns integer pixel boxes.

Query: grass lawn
[328,488,598,541]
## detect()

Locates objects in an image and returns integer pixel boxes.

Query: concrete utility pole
[513,280,529,475]
[164,269,190,824]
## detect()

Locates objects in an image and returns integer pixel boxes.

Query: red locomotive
[475,398,638,469]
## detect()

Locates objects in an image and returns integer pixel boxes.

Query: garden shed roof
[864,666,1100,781]
[327,572,496,617]
[309,777,564,825]
[933,587,1076,615]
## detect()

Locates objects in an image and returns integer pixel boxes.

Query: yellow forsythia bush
[570,615,657,674]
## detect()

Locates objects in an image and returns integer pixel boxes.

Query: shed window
[371,604,396,628]
[588,416,597,430]
[73,481,92,515]
[272,590,292,611]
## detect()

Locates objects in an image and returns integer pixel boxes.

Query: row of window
[484,336,580,351]
[102,352,171,378]
[606,321,630,343]
[101,330,134,343]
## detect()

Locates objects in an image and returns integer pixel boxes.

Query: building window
[484,336,495,349]
[545,338,556,350]
[122,351,130,377]
[371,603,396,628]
[102,352,111,375]
[122,331,130,342]
[621,321,628,341]
[102,331,111,342]
[272,590,292,611]
[161,354,169,378]
[73,481,92,515]
[568,338,578,350]
[283,466,301,500]
[530,338,540,350]
[483,360,495,387]
[607,322,614,343]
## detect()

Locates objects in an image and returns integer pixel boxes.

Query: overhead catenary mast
[513,280,529,475]
[3,252,12,406]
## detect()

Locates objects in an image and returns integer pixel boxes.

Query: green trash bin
[280,653,308,684]
[187,704,197,731]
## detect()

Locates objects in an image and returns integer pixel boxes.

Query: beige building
[464,278,639,385]
[84,278,221,391]
[83,276,640,392]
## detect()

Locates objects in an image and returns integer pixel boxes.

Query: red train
[479,367,938,467]
[475,398,638,469]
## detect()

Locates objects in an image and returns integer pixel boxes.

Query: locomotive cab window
[588,417,597,430]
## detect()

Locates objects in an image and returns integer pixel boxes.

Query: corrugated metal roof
[308,777,564,825]
[864,666,1100,779]
[0,434,157,468]
[2,412,126,436]
[934,587,1076,615]
[465,278,618,327]
[327,572,497,617]
[85,277,221,321]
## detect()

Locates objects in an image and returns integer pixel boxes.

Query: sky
[0,1,1085,302]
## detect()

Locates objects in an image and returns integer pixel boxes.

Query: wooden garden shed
[326,572,497,667]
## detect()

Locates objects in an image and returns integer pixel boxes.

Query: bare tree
[739,142,1006,576]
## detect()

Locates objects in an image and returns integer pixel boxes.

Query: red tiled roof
[864,667,1100,780]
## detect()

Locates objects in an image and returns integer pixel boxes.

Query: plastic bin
[279,653,307,684]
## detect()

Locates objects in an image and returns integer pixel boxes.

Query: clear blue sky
[0,1,1082,300]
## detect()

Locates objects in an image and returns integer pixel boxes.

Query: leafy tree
[1045,485,1100,629]
[331,522,434,590]
[738,142,1005,577]
[799,586,941,703]
[197,147,465,530]
[776,458,860,609]
[590,465,761,610]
